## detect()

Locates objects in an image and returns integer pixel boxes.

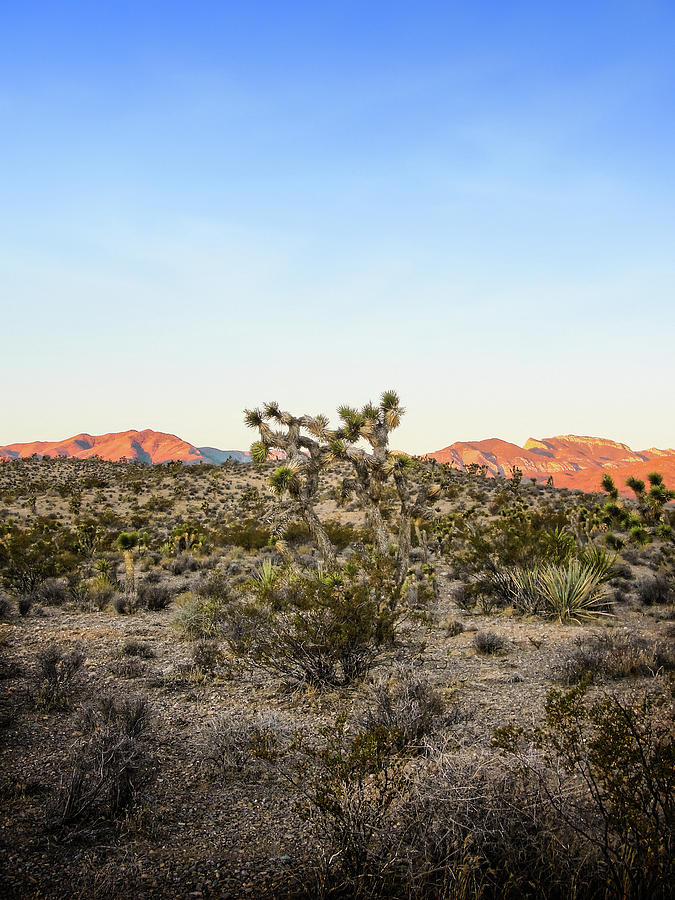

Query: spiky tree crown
[626,476,646,496]
[601,473,618,499]
[116,531,139,551]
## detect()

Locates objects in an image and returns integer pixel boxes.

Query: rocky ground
[0,457,673,898]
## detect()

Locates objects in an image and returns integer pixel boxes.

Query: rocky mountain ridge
[2,429,674,495]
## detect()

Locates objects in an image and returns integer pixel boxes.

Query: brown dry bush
[51,694,153,827]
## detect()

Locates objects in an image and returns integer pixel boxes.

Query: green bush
[498,682,675,898]
[227,558,400,687]
[172,591,230,641]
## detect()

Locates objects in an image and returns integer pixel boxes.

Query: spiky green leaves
[116,531,140,551]
[244,408,264,429]
[337,405,359,423]
[392,453,413,471]
[380,390,400,411]
[305,414,331,440]
[380,390,403,430]
[270,464,301,497]
[250,441,270,464]
[626,476,646,498]
[361,402,379,421]
[263,401,283,421]
[601,474,619,500]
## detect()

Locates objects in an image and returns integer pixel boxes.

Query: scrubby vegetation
[0,392,673,898]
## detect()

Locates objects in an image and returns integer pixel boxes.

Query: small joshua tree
[601,473,619,501]
[116,531,139,598]
[644,472,675,524]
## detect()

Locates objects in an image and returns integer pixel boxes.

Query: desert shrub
[226,558,400,688]
[34,643,85,709]
[636,574,672,605]
[113,594,135,615]
[18,592,34,616]
[446,515,576,594]
[450,582,471,610]
[536,557,614,623]
[293,713,408,888]
[304,683,673,899]
[87,576,119,610]
[360,666,444,751]
[37,577,68,607]
[494,682,674,898]
[443,617,465,636]
[556,633,674,684]
[241,560,281,605]
[218,519,270,551]
[474,630,506,654]
[108,657,145,679]
[490,553,615,623]
[170,552,201,576]
[204,710,286,776]
[137,580,173,611]
[121,639,155,659]
[197,570,229,599]
[53,695,152,825]
[191,639,224,675]
[173,591,230,640]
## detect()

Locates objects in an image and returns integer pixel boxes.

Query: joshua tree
[244,391,441,585]
[245,403,337,568]
[645,472,675,523]
[116,531,139,597]
[330,391,440,581]
[328,391,404,556]
[625,476,646,504]
[601,473,619,501]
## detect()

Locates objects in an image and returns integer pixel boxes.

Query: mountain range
[1,429,674,496]
[0,430,250,467]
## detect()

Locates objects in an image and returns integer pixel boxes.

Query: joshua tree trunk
[302,502,337,569]
[123,549,135,596]
[367,504,389,557]
[347,476,389,556]
[393,472,413,585]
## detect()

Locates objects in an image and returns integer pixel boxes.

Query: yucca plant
[242,560,281,605]
[490,566,545,615]
[537,558,613,624]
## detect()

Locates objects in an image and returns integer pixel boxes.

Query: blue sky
[2,1,674,453]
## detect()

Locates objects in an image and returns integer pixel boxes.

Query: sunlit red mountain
[1,429,674,496]
[425,435,675,495]
[0,430,250,466]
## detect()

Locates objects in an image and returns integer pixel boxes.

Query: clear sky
[2,1,674,454]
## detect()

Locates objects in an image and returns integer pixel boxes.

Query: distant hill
[0,430,251,466]
[425,435,675,495]
[2,428,674,495]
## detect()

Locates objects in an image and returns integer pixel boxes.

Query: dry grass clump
[51,694,153,827]
[33,643,85,709]
[203,710,286,776]
[556,632,674,684]
[636,573,673,605]
[474,630,507,654]
[360,666,444,751]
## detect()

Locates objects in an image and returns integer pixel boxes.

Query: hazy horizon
[3,2,674,453]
